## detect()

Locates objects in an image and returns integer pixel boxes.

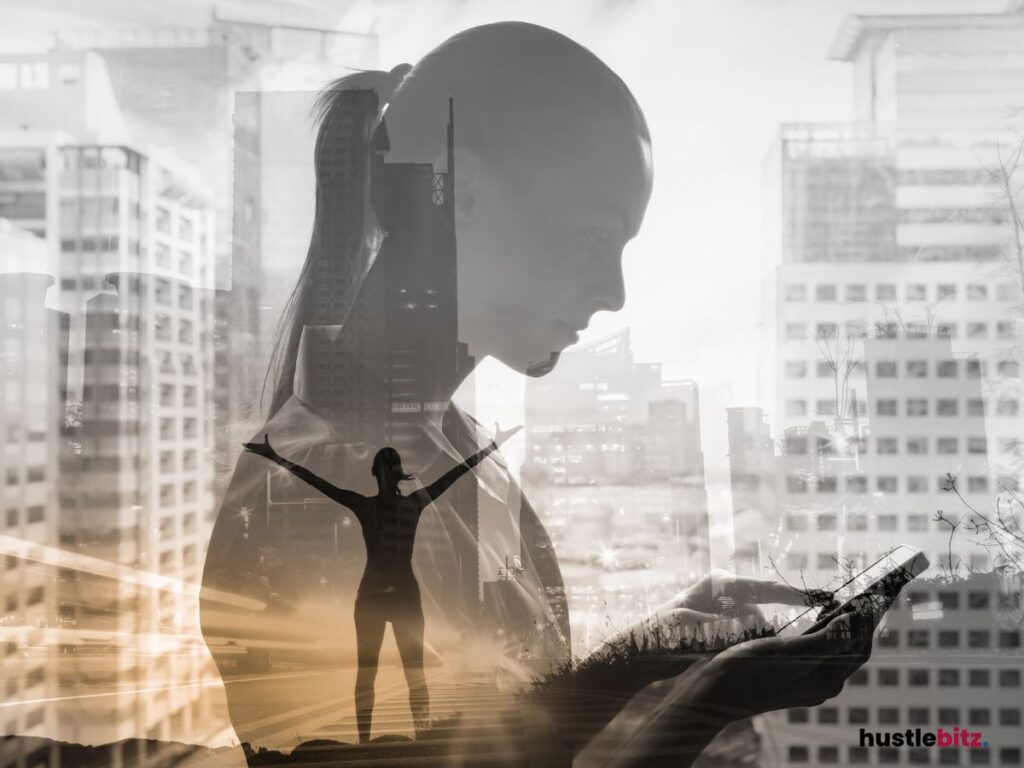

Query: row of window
[4,586,45,611]
[784,550,967,571]
[785,512,944,533]
[786,358,1019,379]
[4,507,45,527]
[874,628,1021,650]
[789,704,1021,727]
[785,396,1019,418]
[784,281,1020,304]
[784,474,1001,495]
[154,207,197,243]
[783,434,1000,456]
[787,744,1019,766]
[4,466,46,485]
[785,321,1018,341]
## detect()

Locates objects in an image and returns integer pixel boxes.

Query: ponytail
[263,66,410,418]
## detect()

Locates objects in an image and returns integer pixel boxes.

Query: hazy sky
[2,0,1009,399]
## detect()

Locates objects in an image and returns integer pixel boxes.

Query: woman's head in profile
[269,22,652,415]
[385,22,653,376]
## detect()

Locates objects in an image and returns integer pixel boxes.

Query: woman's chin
[524,351,561,377]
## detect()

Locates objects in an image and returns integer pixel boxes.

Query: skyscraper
[760,6,1024,766]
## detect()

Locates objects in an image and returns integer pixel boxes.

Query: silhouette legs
[353,593,429,743]
[393,601,429,737]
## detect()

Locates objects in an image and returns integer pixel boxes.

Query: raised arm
[420,423,522,504]
[243,434,366,512]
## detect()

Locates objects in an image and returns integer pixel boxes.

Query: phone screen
[776,545,930,637]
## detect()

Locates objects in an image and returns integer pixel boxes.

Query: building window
[969,591,991,609]
[878,668,899,686]
[908,632,929,649]
[969,669,991,687]
[785,361,807,378]
[939,669,960,686]
[788,746,809,763]
[877,399,898,416]
[846,284,866,302]
[937,284,957,301]
[937,437,958,454]
[849,707,869,724]
[967,322,988,338]
[877,476,897,493]
[908,514,929,531]
[907,436,928,455]
[969,709,990,726]
[997,398,1020,416]
[907,399,928,416]
[847,476,867,493]
[906,284,927,301]
[876,284,897,301]
[784,284,806,302]
[787,708,808,723]
[937,360,958,377]
[816,284,837,302]
[785,399,806,417]
[998,360,1020,377]
[967,283,988,301]
[997,321,1016,339]
[878,707,899,724]
[967,398,985,416]
[785,322,806,339]
[908,708,930,725]
[817,475,837,493]
[907,360,927,377]
[877,437,897,454]
[969,630,990,648]
[968,476,990,494]
[875,360,897,378]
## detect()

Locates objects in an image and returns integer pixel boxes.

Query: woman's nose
[587,249,626,313]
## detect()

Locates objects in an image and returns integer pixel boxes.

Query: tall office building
[523,330,710,651]
[45,11,378,488]
[0,227,66,768]
[0,84,220,761]
[760,6,1024,766]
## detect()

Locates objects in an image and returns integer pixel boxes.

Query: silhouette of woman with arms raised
[240,426,520,743]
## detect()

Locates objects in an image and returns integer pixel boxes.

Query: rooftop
[828,2,1024,61]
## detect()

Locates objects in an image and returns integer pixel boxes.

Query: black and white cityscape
[1,1,1024,767]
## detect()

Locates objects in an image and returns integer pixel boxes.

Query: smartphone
[776,545,930,637]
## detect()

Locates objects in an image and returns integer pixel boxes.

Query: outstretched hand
[492,422,523,446]
[242,433,278,460]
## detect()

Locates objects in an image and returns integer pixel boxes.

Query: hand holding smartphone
[777,545,930,638]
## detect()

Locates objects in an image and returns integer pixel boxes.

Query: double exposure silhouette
[200,21,875,767]
[241,426,520,742]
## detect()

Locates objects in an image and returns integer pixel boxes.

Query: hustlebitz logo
[859,727,988,749]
